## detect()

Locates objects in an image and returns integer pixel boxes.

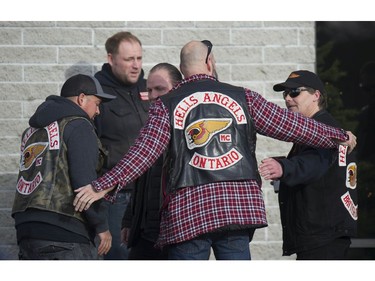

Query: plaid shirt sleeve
[94,88,348,197]
[92,99,170,194]
[245,88,348,147]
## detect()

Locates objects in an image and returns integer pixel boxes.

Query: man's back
[12,74,115,259]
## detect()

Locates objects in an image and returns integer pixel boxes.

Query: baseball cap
[273,70,326,94]
[61,74,116,102]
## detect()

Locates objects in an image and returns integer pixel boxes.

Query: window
[316,21,375,259]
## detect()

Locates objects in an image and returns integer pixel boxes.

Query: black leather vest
[161,79,259,193]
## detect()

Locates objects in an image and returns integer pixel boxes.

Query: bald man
[74,40,357,260]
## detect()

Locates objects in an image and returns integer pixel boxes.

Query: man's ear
[314,90,321,102]
[77,93,85,105]
[206,57,213,75]
[107,53,113,65]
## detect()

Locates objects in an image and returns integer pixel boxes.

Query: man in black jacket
[94,31,150,259]
[259,70,358,260]
[12,74,116,259]
[121,63,182,260]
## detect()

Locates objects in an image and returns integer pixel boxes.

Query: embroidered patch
[173,91,247,129]
[185,118,232,149]
[289,73,300,79]
[219,134,232,143]
[16,172,43,195]
[338,145,348,166]
[189,148,243,170]
[341,191,358,220]
[174,91,248,171]
[47,121,60,150]
[346,162,357,189]
[139,91,149,101]
[20,127,38,152]
[20,142,48,171]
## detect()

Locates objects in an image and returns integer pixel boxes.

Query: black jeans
[128,237,168,260]
[296,237,351,260]
[18,238,97,260]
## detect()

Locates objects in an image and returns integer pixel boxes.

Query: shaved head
[180,40,216,78]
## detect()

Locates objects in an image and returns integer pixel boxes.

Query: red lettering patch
[189,148,243,170]
[16,172,43,195]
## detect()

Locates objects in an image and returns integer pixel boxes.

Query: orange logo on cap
[288,73,300,79]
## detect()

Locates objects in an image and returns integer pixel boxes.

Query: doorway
[316,21,375,259]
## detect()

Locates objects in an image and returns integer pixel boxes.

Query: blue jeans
[18,239,97,260]
[168,229,253,260]
[102,191,131,260]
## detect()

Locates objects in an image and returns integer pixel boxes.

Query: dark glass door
[316,21,375,259]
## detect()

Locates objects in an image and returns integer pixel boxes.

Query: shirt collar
[172,74,218,91]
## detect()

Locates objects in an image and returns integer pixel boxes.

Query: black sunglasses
[283,88,309,98]
[201,40,213,64]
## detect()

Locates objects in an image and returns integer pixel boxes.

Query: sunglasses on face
[283,88,309,98]
[201,40,213,64]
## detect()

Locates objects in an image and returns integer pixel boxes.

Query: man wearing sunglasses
[259,70,358,260]
[74,43,357,260]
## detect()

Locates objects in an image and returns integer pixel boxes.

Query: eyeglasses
[283,88,309,99]
[201,40,213,64]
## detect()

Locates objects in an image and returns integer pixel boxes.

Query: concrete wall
[0,21,316,260]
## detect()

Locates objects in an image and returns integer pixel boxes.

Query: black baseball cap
[61,74,116,102]
[273,70,326,94]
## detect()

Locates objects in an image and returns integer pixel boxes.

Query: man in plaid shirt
[74,40,357,260]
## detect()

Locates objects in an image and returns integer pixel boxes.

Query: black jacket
[94,64,150,192]
[122,155,163,247]
[14,95,108,244]
[277,109,357,256]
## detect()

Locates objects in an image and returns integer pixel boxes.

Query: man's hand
[97,230,112,256]
[334,131,357,154]
[73,184,113,212]
[259,158,283,180]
